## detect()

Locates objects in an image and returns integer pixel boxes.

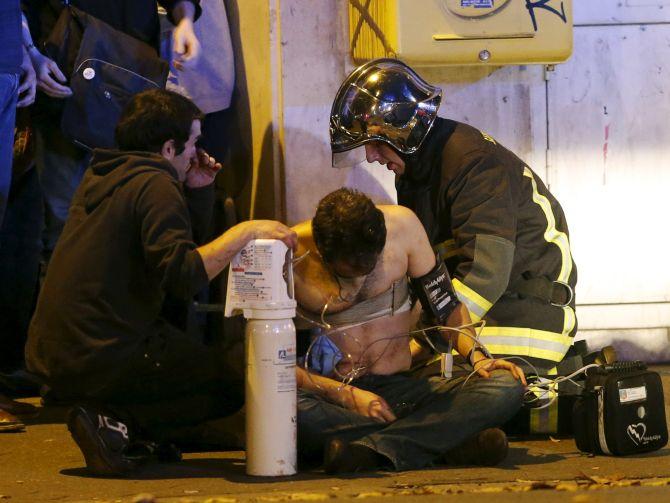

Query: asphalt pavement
[1,368,669,503]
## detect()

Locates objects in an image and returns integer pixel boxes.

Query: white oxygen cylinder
[245,317,297,476]
[224,239,297,476]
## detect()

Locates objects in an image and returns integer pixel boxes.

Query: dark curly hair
[312,188,386,274]
[115,89,203,154]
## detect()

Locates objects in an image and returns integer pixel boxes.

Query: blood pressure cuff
[410,258,461,325]
[573,362,667,456]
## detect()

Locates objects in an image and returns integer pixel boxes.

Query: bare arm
[397,206,438,279]
[171,1,196,23]
[296,367,396,423]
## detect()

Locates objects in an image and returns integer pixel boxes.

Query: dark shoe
[66,405,138,476]
[323,438,387,474]
[0,393,39,418]
[126,440,182,463]
[443,428,508,467]
[0,369,42,397]
[0,408,24,432]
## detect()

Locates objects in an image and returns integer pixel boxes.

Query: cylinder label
[274,345,296,365]
[277,367,296,393]
[276,344,296,393]
[230,243,274,301]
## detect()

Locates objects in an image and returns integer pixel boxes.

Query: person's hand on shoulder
[185,148,221,188]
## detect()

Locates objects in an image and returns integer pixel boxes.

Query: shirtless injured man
[292,188,526,473]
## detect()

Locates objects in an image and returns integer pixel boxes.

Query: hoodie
[26,150,210,395]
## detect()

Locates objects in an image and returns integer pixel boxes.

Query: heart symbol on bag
[627,422,646,445]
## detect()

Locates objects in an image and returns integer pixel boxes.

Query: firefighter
[329,58,578,383]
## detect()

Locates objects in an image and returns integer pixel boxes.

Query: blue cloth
[0,73,19,227]
[298,369,524,470]
[0,0,22,75]
[307,334,343,376]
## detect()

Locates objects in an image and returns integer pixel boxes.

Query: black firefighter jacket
[398,118,578,372]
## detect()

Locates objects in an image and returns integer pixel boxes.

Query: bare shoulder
[290,219,340,310]
[378,205,423,236]
[292,220,313,255]
[378,205,433,272]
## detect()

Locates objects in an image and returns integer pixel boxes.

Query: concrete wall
[224,0,278,220]
[229,0,670,360]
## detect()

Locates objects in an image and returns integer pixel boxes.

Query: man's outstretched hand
[185,148,222,188]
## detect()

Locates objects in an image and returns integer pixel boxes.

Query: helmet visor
[331,145,367,169]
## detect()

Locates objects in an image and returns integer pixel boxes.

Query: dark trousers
[0,168,43,371]
[58,324,244,444]
[298,370,524,471]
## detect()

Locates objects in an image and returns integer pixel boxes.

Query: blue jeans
[298,369,524,471]
[0,72,18,227]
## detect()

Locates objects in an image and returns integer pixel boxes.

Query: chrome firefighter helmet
[330,58,442,156]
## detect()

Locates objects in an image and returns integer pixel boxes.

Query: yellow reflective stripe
[530,399,558,434]
[522,166,573,284]
[562,304,576,337]
[483,344,566,362]
[522,166,576,352]
[480,325,574,362]
[434,239,459,261]
[481,326,573,345]
[452,278,492,323]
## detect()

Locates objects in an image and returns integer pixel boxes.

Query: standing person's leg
[0,72,24,431]
[33,122,89,260]
[0,72,18,226]
[0,168,43,372]
[342,370,524,471]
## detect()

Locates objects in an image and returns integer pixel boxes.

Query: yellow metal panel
[350,0,573,66]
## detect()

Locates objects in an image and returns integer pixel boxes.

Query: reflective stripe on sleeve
[452,278,492,323]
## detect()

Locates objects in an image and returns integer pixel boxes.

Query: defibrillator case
[573,363,668,456]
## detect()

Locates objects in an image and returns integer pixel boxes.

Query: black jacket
[26,150,211,394]
[398,118,578,371]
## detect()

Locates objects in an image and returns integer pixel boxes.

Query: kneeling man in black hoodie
[25,89,297,476]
